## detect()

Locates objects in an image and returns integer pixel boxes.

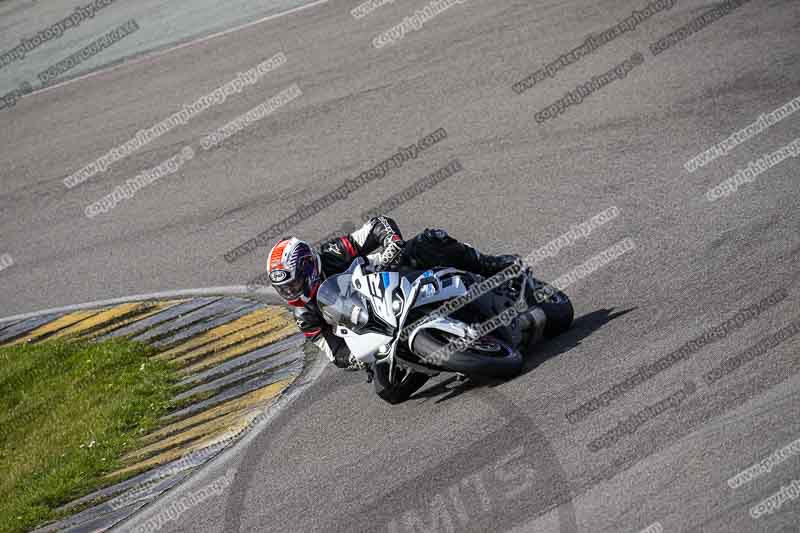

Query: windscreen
[316,274,369,330]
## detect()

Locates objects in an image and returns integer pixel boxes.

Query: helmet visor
[273,275,305,301]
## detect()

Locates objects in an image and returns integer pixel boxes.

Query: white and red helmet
[267,238,323,306]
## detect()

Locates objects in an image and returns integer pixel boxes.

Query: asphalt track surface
[2,0,800,532]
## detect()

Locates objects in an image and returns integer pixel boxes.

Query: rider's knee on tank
[401,227,519,277]
[402,228,479,269]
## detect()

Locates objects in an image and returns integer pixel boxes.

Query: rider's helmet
[267,238,323,306]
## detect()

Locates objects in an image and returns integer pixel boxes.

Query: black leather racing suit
[293,215,517,368]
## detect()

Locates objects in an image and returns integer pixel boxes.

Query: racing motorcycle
[316,257,573,404]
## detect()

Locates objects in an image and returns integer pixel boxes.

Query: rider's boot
[476,253,521,277]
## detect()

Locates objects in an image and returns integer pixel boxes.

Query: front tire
[372,361,430,404]
[411,330,523,379]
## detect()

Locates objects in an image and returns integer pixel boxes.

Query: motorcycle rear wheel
[529,279,574,337]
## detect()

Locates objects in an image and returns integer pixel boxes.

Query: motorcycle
[315,257,573,404]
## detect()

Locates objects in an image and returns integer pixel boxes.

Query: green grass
[0,339,178,533]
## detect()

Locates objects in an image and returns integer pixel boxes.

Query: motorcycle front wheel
[411,330,523,379]
[372,360,431,405]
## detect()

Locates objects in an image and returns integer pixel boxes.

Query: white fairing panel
[412,271,469,308]
[340,329,392,363]
[350,267,400,327]
[407,316,472,350]
[328,260,478,366]
[366,272,400,327]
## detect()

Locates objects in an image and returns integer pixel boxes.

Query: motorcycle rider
[266,215,522,369]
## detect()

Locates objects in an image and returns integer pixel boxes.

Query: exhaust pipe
[519,306,547,345]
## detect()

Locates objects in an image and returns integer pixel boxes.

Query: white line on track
[110,341,327,533]
[29,0,330,97]
[0,286,280,324]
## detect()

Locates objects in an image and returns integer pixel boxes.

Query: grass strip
[0,339,178,533]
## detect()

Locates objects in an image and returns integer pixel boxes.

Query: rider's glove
[376,238,405,270]
[346,354,366,371]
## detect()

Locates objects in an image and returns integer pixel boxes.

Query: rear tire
[372,362,430,404]
[530,281,574,337]
[411,330,523,379]
[540,291,573,337]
